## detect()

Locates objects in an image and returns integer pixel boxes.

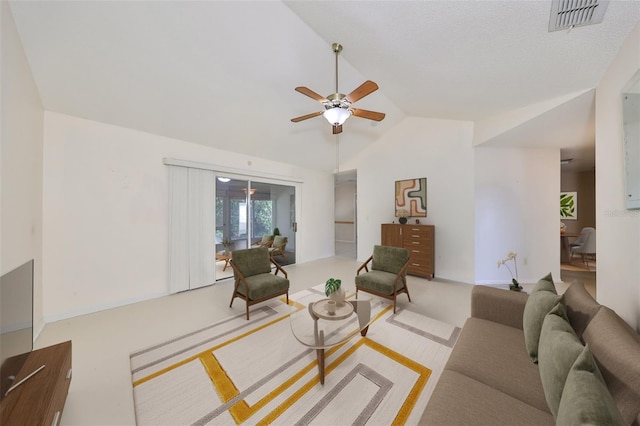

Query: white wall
[595,22,640,331]
[1,2,45,336]
[349,117,476,283]
[42,112,334,322]
[474,147,560,285]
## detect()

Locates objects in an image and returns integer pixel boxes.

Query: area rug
[130,285,460,425]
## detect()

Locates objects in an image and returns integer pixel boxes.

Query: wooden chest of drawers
[381,224,435,279]
[1,341,72,426]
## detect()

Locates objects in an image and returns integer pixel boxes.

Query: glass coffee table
[290,291,371,384]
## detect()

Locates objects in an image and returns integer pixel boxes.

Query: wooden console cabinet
[382,224,435,279]
[1,341,72,426]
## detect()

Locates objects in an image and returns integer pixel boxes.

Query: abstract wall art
[395,178,427,217]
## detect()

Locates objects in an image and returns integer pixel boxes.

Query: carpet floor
[130,285,460,425]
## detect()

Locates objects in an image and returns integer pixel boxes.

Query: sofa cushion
[556,345,625,426]
[538,301,584,417]
[523,274,562,363]
[443,317,550,414]
[582,306,640,424]
[563,282,601,339]
[420,369,554,426]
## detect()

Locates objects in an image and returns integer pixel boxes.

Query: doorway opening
[334,170,357,259]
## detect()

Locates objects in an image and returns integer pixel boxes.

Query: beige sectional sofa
[419,279,640,425]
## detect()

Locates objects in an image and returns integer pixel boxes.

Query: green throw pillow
[523,273,561,363]
[538,301,584,417]
[556,345,625,426]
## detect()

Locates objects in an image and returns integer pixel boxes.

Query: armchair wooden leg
[405,281,412,302]
[246,303,250,320]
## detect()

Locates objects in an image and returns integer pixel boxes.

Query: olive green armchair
[252,234,274,248]
[269,235,288,260]
[229,247,289,320]
[355,245,411,313]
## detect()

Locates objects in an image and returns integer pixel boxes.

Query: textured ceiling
[8,1,640,172]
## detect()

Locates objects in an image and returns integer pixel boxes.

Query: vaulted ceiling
[8,1,640,172]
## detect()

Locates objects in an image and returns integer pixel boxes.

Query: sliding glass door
[215,177,296,280]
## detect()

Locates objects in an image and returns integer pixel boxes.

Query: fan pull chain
[336,135,340,174]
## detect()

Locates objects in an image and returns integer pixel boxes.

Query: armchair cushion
[231,247,271,278]
[237,273,289,301]
[355,270,404,295]
[371,245,409,274]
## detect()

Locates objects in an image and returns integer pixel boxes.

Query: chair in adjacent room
[570,227,595,250]
[571,228,596,270]
[229,247,289,320]
[252,234,274,248]
[269,235,288,260]
[355,245,411,313]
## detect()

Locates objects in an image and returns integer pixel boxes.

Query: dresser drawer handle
[412,242,420,245]
[52,411,61,426]
[66,368,72,380]
[411,263,421,266]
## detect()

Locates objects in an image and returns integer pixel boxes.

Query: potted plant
[497,251,522,291]
[222,238,232,254]
[273,227,281,236]
[325,278,345,305]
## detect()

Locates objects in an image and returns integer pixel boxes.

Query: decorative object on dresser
[395,178,427,218]
[0,341,72,426]
[381,223,435,279]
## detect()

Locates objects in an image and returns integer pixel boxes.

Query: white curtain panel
[168,166,215,293]
[187,168,215,290]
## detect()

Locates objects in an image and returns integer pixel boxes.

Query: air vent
[549,0,609,32]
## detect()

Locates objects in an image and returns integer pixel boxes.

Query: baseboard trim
[43,291,169,324]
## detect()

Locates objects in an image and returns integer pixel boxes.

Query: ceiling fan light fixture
[323,107,351,126]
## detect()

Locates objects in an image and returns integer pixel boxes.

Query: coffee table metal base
[308,299,371,384]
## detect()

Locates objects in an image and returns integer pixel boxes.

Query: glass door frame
[214,172,299,280]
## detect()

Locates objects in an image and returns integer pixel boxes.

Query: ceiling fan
[291,43,385,135]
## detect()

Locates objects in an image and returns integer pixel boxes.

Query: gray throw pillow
[556,345,625,426]
[538,301,584,417]
[523,273,562,362]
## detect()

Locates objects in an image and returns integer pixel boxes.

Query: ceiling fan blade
[332,124,343,135]
[352,108,385,121]
[291,111,323,122]
[294,87,328,103]
[345,80,379,103]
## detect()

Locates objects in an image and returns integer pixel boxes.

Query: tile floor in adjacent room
[35,253,593,425]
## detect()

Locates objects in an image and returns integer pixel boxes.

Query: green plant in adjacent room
[222,238,232,253]
[325,278,342,296]
[273,227,281,236]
